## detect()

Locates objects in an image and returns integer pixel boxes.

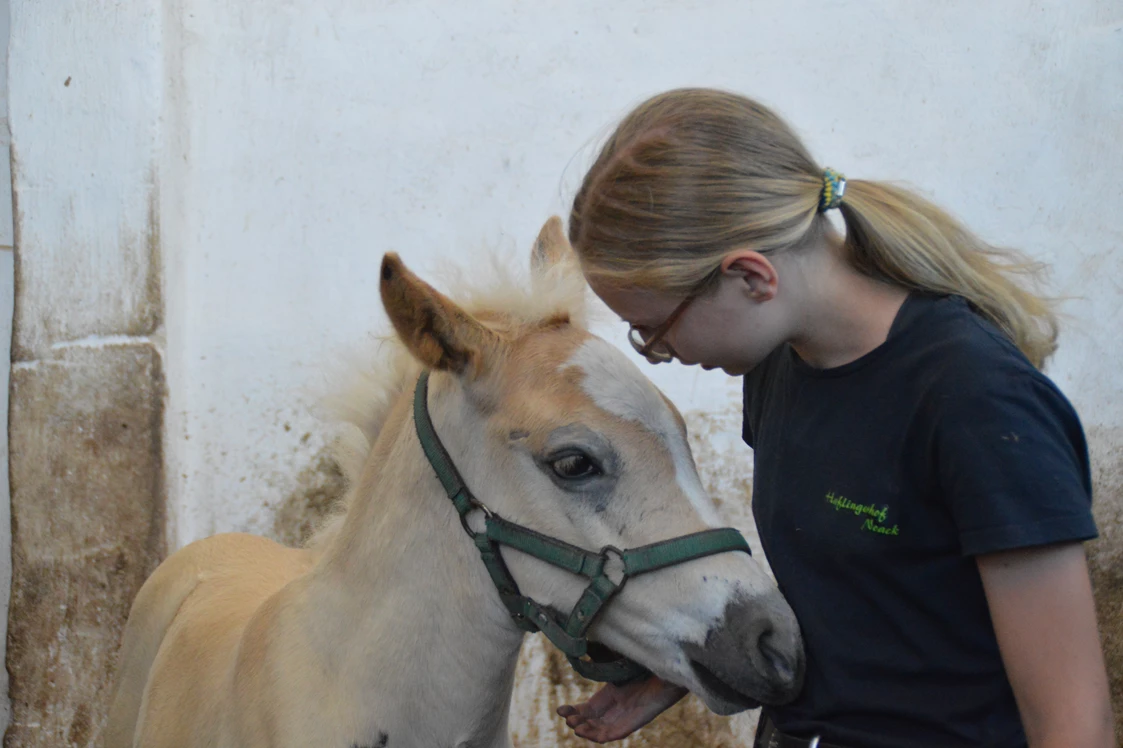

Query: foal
[104,219,803,748]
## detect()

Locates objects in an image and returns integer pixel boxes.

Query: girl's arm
[977,541,1115,748]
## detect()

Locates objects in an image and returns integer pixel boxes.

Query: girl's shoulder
[743,292,1055,403]
[908,294,1067,408]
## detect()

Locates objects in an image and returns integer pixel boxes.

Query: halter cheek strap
[413,371,753,683]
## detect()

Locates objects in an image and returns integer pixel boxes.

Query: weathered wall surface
[0,0,15,735]
[5,2,165,745]
[0,252,12,740]
[1088,429,1123,714]
[4,0,1121,745]
[7,348,165,747]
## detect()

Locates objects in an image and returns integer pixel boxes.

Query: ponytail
[837,180,1057,368]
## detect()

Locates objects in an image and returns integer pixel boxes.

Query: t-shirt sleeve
[932,364,1096,556]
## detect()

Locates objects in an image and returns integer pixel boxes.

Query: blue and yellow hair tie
[819,168,846,212]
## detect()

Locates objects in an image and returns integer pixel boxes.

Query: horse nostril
[759,630,795,683]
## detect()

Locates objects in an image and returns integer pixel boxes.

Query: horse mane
[305,251,589,548]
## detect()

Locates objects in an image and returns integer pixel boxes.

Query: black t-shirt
[743,293,1096,748]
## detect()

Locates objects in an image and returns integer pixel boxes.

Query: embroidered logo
[825,491,900,536]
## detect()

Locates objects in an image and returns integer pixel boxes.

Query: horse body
[111,404,526,748]
[105,219,804,747]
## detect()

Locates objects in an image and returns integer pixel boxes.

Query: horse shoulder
[124,533,314,747]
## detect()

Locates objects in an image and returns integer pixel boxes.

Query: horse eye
[550,453,601,480]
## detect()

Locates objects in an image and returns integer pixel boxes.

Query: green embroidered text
[825,491,900,536]
[863,519,900,536]
[825,492,888,523]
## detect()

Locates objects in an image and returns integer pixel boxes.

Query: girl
[555,89,1114,748]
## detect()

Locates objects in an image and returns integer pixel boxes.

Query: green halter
[412,371,753,683]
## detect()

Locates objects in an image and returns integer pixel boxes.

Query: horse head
[377,217,804,713]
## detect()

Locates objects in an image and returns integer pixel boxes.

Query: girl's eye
[550,453,601,480]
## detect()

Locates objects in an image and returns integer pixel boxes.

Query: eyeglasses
[627,294,697,364]
[627,268,720,363]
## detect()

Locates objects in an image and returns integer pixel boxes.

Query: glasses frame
[627,270,720,364]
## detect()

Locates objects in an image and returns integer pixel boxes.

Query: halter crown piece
[412,371,754,684]
[819,167,846,212]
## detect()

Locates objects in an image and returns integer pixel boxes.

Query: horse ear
[379,253,501,376]
[530,216,578,274]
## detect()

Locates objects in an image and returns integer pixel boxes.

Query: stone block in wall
[5,344,165,748]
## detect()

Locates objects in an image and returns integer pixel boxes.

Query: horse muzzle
[681,590,805,714]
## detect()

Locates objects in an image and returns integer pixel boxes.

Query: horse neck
[309,378,524,744]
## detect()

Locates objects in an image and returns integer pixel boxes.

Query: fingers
[556,677,680,742]
[556,685,618,721]
[571,718,632,743]
[555,705,618,742]
[556,701,646,742]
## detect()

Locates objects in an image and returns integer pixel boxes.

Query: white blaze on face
[563,338,723,527]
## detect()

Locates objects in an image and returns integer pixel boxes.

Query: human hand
[556,675,689,743]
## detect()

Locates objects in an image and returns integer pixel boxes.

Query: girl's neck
[786,245,910,370]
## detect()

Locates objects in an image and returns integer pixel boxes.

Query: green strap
[473,534,519,598]
[564,573,622,638]
[486,520,751,582]
[413,372,471,504]
[623,528,750,575]
[413,374,536,632]
[520,599,586,658]
[486,517,607,578]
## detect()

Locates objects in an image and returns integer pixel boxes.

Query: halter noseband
[412,371,752,683]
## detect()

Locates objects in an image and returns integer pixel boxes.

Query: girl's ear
[722,251,778,300]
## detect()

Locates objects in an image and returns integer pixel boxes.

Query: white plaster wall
[162,0,1123,547]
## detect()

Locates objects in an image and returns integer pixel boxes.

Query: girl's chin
[701,363,749,376]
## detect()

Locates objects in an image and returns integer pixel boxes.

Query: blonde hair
[569,88,1058,368]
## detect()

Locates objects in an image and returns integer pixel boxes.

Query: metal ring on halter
[600,545,627,585]
[808,736,820,748]
[459,499,494,537]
